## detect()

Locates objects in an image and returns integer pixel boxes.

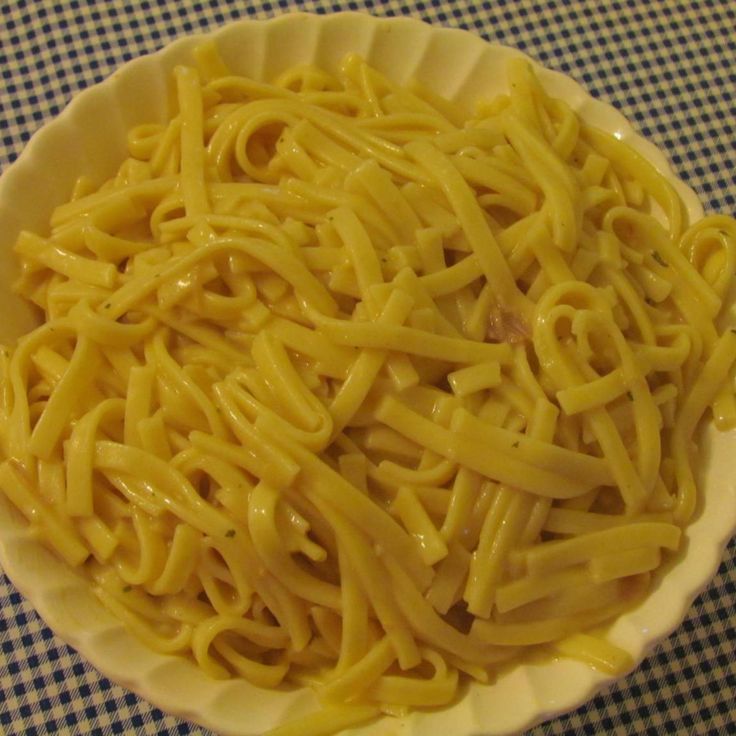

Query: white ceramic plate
[0,12,734,736]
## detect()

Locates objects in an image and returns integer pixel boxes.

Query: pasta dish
[1,42,735,734]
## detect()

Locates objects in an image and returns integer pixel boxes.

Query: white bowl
[0,12,734,736]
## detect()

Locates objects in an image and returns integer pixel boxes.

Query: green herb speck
[122,585,132,592]
[652,251,668,267]
[225,529,236,538]
[626,391,634,400]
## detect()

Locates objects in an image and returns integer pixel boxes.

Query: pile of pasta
[2,43,736,734]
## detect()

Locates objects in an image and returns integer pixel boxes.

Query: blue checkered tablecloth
[1,1,734,734]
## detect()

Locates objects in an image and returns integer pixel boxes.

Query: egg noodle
[2,42,736,735]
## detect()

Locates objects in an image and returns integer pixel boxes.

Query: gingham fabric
[1,0,734,734]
